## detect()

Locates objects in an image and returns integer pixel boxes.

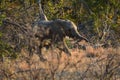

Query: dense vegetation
[0,1,120,80]
[0,0,120,57]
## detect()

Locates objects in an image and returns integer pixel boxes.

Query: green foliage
[86,0,120,33]
[0,33,17,59]
[0,13,6,26]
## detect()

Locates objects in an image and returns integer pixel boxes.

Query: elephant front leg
[63,38,71,56]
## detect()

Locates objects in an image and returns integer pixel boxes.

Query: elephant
[32,19,89,61]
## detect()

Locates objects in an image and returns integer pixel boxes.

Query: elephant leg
[37,45,47,62]
[62,38,71,56]
[28,44,34,57]
[57,39,71,56]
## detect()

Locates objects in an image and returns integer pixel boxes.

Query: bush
[0,32,17,59]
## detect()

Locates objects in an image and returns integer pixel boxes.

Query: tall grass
[0,45,120,80]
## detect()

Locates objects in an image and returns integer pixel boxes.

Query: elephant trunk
[74,30,89,42]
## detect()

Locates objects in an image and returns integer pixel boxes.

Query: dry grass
[0,43,120,80]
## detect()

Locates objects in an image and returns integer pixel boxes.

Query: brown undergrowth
[0,44,120,80]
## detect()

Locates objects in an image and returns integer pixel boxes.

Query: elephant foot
[40,57,47,62]
[66,51,71,56]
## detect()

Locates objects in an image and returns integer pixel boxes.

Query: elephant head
[55,19,89,42]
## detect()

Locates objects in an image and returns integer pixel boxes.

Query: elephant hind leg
[37,46,47,62]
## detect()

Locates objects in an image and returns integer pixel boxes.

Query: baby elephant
[32,19,89,61]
